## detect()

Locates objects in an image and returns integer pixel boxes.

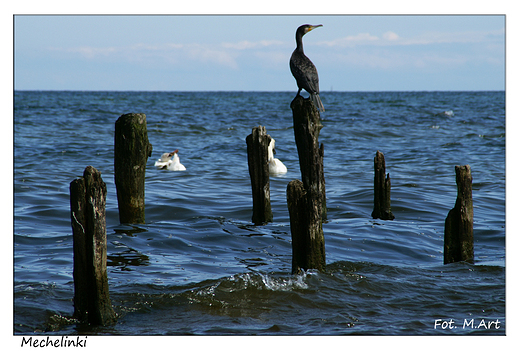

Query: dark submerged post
[287,95,326,273]
[70,166,116,325]
[246,126,273,224]
[114,113,153,224]
[444,165,474,264]
[371,150,395,220]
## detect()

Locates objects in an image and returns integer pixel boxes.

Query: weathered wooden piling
[371,150,395,220]
[287,179,326,273]
[114,113,153,224]
[287,95,326,273]
[290,95,327,220]
[70,166,116,325]
[246,126,273,224]
[444,165,474,264]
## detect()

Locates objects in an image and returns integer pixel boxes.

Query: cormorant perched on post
[290,24,325,112]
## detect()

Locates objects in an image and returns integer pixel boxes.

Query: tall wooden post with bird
[287,24,327,274]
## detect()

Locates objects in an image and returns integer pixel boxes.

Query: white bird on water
[154,150,186,171]
[268,138,287,175]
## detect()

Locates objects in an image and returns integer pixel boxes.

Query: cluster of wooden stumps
[246,96,474,273]
[245,96,327,274]
[369,152,473,264]
[69,101,474,327]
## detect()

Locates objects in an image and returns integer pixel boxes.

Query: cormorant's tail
[311,93,325,113]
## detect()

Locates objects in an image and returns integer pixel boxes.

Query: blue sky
[14,15,505,91]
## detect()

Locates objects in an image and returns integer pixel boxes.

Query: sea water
[14,91,505,335]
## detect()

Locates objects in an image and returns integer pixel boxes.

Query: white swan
[154,150,186,171]
[268,138,287,175]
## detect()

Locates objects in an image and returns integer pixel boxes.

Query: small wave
[436,110,454,117]
[184,272,313,309]
[208,271,311,294]
[261,272,311,291]
[179,271,324,321]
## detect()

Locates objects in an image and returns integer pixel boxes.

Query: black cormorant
[290,24,325,112]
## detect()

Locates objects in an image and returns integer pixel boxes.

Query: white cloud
[317,28,503,48]
[390,28,504,46]
[383,31,399,41]
[54,46,118,59]
[321,32,380,47]
[221,39,284,50]
[48,38,291,72]
[49,42,242,69]
[185,44,239,69]
[324,49,472,71]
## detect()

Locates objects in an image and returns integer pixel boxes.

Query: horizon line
[13,89,505,93]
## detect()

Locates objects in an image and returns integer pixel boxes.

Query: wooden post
[371,150,395,220]
[290,95,327,220]
[444,165,474,264]
[114,113,153,224]
[287,180,326,274]
[70,166,116,326]
[246,126,273,224]
[287,95,326,274]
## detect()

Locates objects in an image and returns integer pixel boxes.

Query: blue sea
[14,90,505,336]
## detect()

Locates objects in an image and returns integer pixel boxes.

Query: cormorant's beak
[308,24,323,32]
